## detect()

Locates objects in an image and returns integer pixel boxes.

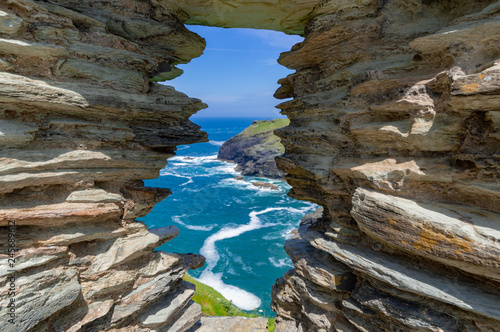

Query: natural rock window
[140,26,314,315]
[0,1,499,331]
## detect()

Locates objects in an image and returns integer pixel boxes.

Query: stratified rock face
[162,0,318,35]
[218,119,289,179]
[1,0,499,331]
[0,1,206,331]
[270,1,500,331]
[189,316,269,332]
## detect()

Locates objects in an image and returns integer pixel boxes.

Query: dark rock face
[218,119,289,179]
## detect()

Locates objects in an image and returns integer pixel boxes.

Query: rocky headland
[218,119,289,180]
[0,0,499,331]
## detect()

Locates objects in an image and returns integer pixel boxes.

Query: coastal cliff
[270,1,500,331]
[0,1,207,331]
[0,0,499,331]
[218,119,289,179]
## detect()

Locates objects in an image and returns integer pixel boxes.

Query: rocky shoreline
[218,119,289,180]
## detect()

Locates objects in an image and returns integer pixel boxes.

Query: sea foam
[269,257,292,268]
[197,206,306,310]
[209,140,226,146]
[197,270,261,311]
[172,215,213,231]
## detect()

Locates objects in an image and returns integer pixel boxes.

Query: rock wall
[218,119,288,179]
[0,0,499,331]
[0,1,207,331]
[270,1,500,331]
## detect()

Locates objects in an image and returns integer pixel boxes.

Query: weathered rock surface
[0,268,81,332]
[167,0,318,35]
[0,0,207,331]
[218,119,289,179]
[188,316,268,332]
[1,0,500,331]
[251,181,280,191]
[270,1,500,331]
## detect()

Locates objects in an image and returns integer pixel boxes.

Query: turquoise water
[140,118,317,316]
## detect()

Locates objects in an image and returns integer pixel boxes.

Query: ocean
[139,118,317,316]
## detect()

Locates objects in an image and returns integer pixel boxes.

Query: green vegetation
[183,274,254,317]
[149,67,184,82]
[268,317,276,332]
[242,118,290,136]
[235,118,289,156]
[183,274,276,331]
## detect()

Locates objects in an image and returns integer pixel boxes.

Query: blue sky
[165,26,303,119]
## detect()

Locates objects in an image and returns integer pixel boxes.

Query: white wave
[179,177,194,186]
[187,155,218,162]
[159,171,193,186]
[172,215,213,231]
[242,265,253,273]
[254,206,308,216]
[200,223,263,268]
[211,164,239,176]
[197,270,261,310]
[186,225,214,231]
[233,255,243,265]
[164,155,239,179]
[198,206,305,310]
[269,257,292,268]
[168,154,218,165]
[218,178,266,191]
[261,233,281,241]
[199,207,295,268]
[209,140,226,146]
[160,170,184,177]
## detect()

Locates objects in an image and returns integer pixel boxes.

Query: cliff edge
[218,119,289,179]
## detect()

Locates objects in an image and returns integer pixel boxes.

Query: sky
[164,26,303,119]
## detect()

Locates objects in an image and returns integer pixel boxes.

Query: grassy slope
[183,274,276,332]
[235,118,289,156]
[242,118,290,136]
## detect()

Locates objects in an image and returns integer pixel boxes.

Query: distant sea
[140,118,317,316]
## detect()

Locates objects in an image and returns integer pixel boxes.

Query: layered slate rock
[269,0,500,331]
[0,1,207,331]
[1,0,500,331]
[218,119,289,179]
[188,316,269,332]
